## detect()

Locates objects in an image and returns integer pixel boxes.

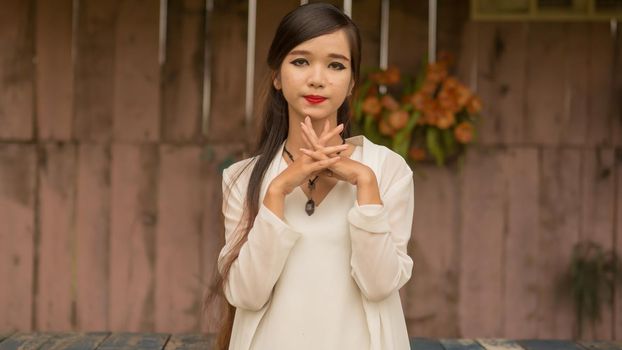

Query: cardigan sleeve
[347,158,414,302]
[217,166,302,311]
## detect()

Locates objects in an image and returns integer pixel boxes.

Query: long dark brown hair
[203,4,362,349]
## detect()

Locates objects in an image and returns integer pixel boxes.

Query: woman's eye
[329,62,346,70]
[290,58,308,66]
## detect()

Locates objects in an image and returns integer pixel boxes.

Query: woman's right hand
[269,143,348,196]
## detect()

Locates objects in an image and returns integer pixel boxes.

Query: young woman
[209,3,415,349]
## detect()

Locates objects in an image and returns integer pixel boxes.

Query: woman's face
[275,29,354,122]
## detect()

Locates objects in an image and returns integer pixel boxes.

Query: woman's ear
[273,73,281,90]
[348,79,355,96]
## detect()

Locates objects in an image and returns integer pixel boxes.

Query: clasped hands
[271,116,379,200]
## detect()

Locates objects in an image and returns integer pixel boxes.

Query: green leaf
[426,127,445,166]
[392,128,409,158]
[441,128,456,156]
[392,110,421,158]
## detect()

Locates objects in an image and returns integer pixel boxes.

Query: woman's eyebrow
[288,49,350,61]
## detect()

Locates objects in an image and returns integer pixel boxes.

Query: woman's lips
[304,95,327,104]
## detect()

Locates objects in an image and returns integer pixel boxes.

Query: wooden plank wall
[0,0,620,340]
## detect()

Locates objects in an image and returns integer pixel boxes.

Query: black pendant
[305,199,315,216]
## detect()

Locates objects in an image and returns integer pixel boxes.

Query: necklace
[283,138,346,216]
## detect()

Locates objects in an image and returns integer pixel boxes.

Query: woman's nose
[307,65,325,88]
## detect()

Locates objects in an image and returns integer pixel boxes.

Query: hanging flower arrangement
[351,52,482,166]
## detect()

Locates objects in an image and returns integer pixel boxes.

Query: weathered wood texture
[0,0,34,140]
[37,143,77,330]
[0,0,620,340]
[0,145,36,330]
[109,144,158,332]
[113,0,160,141]
[208,0,247,142]
[161,0,204,143]
[35,0,74,140]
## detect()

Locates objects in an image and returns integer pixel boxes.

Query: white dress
[250,145,371,349]
[218,135,414,350]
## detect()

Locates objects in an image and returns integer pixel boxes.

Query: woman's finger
[308,156,340,173]
[299,144,347,160]
[301,122,345,152]
[301,120,321,147]
[318,123,344,145]
[300,128,314,149]
[300,123,325,151]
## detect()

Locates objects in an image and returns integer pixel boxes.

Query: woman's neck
[285,112,343,159]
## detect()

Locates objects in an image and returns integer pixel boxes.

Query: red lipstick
[304,95,327,104]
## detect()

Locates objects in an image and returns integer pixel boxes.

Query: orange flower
[381,94,400,111]
[388,110,409,130]
[438,90,460,113]
[466,95,482,114]
[370,66,401,85]
[419,80,437,96]
[443,77,459,90]
[426,62,448,83]
[379,118,396,136]
[437,51,455,66]
[455,83,471,107]
[409,147,427,161]
[362,96,382,116]
[436,109,455,129]
[384,66,401,85]
[410,91,429,110]
[422,100,440,125]
[454,122,474,143]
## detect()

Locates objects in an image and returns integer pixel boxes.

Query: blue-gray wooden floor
[0,332,620,350]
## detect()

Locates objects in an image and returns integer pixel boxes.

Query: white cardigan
[218,135,415,350]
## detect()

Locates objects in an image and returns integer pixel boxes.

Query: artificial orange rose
[369,66,400,85]
[443,77,459,90]
[369,71,384,84]
[454,121,474,143]
[381,94,400,111]
[409,147,427,161]
[410,91,428,110]
[455,83,471,107]
[438,90,460,113]
[426,62,448,83]
[362,96,382,116]
[437,51,455,66]
[419,80,437,96]
[384,66,401,85]
[436,110,455,129]
[378,118,396,136]
[388,110,409,130]
[466,95,482,114]
[422,101,441,125]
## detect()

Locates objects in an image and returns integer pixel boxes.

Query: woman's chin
[297,108,336,121]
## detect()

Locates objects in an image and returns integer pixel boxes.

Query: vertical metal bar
[343,0,352,17]
[379,0,389,70]
[245,0,257,129]
[428,0,436,63]
[202,0,214,136]
[159,0,168,65]
[379,0,389,94]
